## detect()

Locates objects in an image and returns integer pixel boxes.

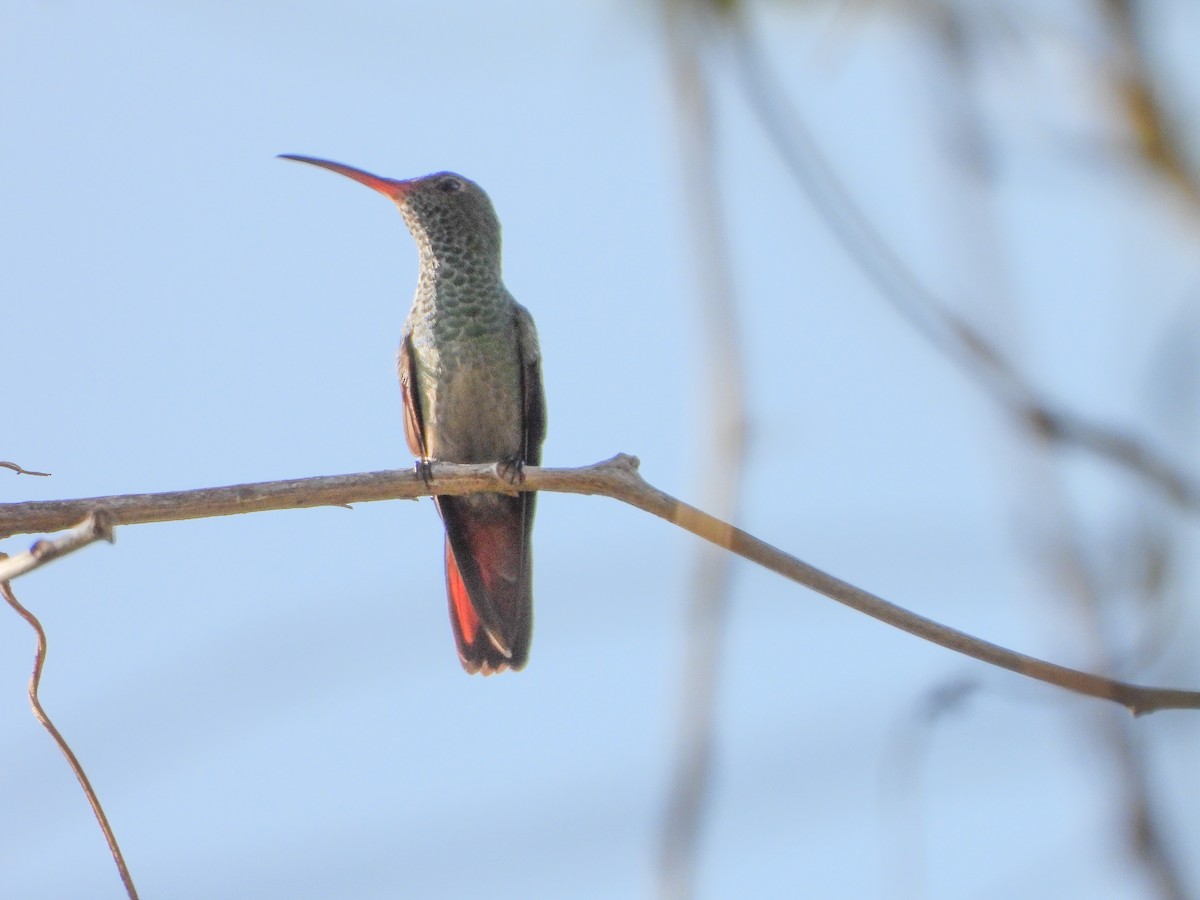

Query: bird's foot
[496,456,525,487]
[414,458,435,487]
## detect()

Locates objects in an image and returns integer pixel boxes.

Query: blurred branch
[1100,0,1200,212]
[1106,715,1189,900]
[880,676,980,900]
[2,566,138,900]
[1,460,51,477]
[725,10,1200,510]
[918,8,1191,898]
[658,1,749,897]
[1,455,1198,714]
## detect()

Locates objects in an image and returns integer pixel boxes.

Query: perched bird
[281,155,546,674]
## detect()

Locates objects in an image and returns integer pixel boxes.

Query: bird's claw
[496,457,525,486]
[414,458,435,487]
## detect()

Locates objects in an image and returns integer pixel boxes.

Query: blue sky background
[3,2,1200,898]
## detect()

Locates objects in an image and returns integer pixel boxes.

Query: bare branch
[1,571,139,899]
[1,455,1196,714]
[0,467,440,539]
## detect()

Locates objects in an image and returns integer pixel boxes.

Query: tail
[437,492,535,675]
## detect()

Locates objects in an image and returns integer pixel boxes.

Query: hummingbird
[281,155,546,675]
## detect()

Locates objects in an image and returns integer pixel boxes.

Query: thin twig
[1,460,51,477]
[1,456,1197,714]
[2,564,139,900]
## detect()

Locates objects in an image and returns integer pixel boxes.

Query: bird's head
[280,155,502,262]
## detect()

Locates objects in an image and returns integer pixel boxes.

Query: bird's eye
[438,177,463,193]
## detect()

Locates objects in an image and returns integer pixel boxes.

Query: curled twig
[2,557,138,900]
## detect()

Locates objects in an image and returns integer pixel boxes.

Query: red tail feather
[438,494,533,675]
[445,542,479,648]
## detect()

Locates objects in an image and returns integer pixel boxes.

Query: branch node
[599,453,643,477]
[91,509,117,544]
[618,452,642,471]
